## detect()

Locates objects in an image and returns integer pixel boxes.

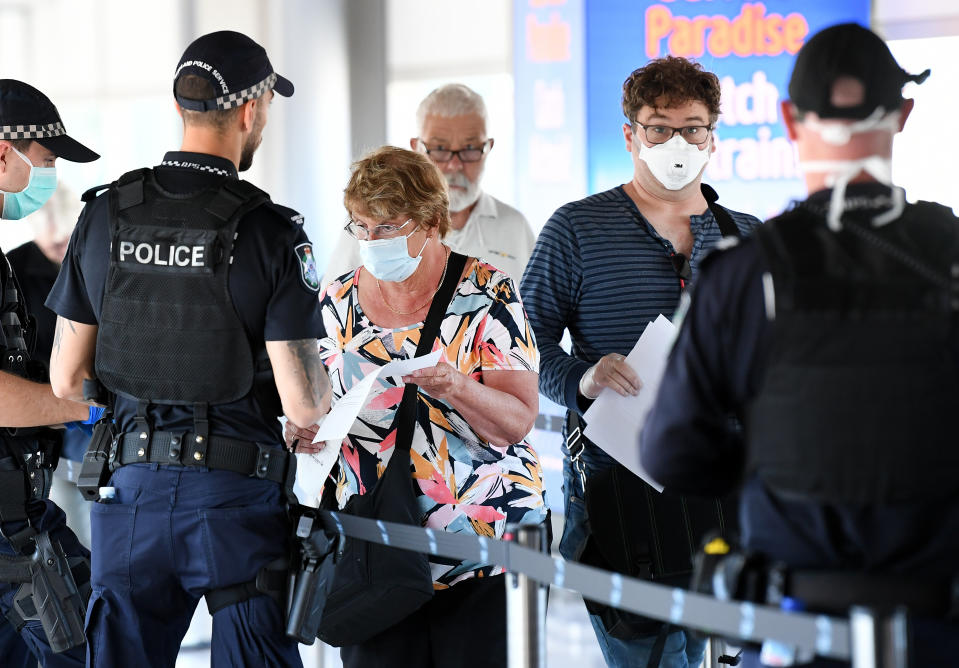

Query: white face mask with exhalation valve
[637,134,711,191]
[798,107,904,231]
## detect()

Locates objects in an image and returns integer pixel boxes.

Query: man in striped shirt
[521,57,759,667]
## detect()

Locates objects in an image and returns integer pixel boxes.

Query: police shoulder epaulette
[81,182,113,203]
[261,200,305,227]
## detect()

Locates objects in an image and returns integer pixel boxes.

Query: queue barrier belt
[319,511,850,660]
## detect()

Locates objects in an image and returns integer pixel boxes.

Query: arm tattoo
[52,319,64,360]
[52,319,77,362]
[287,339,328,406]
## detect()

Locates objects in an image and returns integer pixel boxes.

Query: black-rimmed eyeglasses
[417,139,492,163]
[344,217,414,240]
[633,122,712,146]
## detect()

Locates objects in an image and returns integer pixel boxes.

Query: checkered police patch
[295,242,319,292]
[215,73,277,111]
[0,122,66,140]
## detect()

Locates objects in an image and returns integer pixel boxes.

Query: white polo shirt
[320,191,537,289]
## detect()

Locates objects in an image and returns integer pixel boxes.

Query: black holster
[0,531,90,653]
[77,414,116,502]
[285,507,336,644]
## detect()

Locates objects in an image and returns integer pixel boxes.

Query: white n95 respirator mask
[637,135,711,191]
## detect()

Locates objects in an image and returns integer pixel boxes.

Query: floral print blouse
[318,258,548,587]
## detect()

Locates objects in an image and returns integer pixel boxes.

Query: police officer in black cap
[642,23,957,666]
[0,79,99,668]
[46,31,330,666]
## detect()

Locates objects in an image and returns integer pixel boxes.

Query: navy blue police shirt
[641,184,959,582]
[46,151,323,445]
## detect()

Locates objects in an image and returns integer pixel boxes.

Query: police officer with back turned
[642,23,957,666]
[0,79,99,668]
[47,31,330,667]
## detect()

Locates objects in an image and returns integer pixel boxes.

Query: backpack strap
[393,251,469,455]
[701,183,741,238]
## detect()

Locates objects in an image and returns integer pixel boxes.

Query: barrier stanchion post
[506,523,547,668]
[850,607,909,668]
[704,637,724,667]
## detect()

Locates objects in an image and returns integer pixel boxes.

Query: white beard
[446,171,482,212]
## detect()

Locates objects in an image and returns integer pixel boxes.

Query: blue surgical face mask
[1,146,57,220]
[358,227,429,282]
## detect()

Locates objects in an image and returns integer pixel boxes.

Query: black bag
[570,414,739,640]
[316,252,468,648]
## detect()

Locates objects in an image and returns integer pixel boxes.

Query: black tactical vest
[747,202,959,505]
[0,250,56,504]
[0,253,36,380]
[95,168,268,405]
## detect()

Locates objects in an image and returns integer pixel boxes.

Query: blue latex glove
[84,405,106,424]
[65,406,106,435]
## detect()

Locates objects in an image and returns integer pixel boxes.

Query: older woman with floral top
[288,146,547,667]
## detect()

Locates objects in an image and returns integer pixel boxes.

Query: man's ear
[409,137,419,150]
[623,123,635,152]
[0,142,10,175]
[898,98,915,132]
[240,98,258,131]
[781,100,800,141]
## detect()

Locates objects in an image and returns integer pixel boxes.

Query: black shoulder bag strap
[701,183,740,238]
[393,251,469,454]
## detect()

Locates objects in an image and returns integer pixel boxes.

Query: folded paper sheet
[294,350,443,506]
[583,314,677,492]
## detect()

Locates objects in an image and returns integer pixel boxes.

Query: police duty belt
[317,511,851,661]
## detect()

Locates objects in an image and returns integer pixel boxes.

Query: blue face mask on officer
[358,224,430,282]
[0,145,57,220]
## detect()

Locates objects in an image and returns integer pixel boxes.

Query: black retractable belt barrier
[314,511,854,662]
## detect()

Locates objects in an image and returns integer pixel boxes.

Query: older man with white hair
[322,83,535,286]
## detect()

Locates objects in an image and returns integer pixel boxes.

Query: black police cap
[0,79,99,163]
[174,30,293,112]
[788,23,930,120]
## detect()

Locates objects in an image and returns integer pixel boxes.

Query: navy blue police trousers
[85,464,301,667]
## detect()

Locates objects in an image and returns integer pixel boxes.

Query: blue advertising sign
[513,0,588,234]
[586,0,871,219]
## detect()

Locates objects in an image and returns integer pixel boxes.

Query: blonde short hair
[344,146,451,237]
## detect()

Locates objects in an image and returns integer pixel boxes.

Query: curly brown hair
[622,56,722,125]
[344,146,451,238]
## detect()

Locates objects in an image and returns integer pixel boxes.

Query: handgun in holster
[285,507,336,644]
[0,531,90,653]
[77,412,116,502]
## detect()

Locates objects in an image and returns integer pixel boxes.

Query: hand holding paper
[292,440,342,508]
[312,349,442,444]
[580,353,642,398]
[582,315,677,492]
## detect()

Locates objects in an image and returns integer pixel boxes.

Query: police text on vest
[118,241,205,267]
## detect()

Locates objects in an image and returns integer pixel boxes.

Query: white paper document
[292,439,342,507]
[312,349,443,444]
[582,314,678,492]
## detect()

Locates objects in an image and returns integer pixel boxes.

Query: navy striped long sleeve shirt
[520,184,760,415]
